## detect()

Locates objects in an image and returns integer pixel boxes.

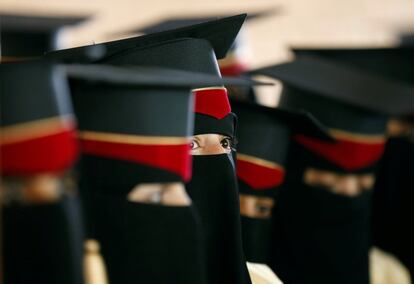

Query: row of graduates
[1,12,414,284]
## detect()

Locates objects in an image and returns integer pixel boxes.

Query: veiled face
[239,194,275,219]
[128,182,191,206]
[304,168,375,197]
[190,134,235,156]
[0,174,63,204]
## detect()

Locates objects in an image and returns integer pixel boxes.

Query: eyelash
[221,137,237,151]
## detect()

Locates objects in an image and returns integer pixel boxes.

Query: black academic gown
[372,136,414,280]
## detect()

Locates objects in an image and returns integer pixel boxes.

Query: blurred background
[2,0,414,103]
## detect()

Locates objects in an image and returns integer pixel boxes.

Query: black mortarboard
[292,47,414,85]
[47,14,257,141]
[232,98,331,193]
[67,63,258,189]
[65,64,263,89]
[251,55,414,117]
[117,10,278,77]
[46,14,247,64]
[0,13,88,58]
[0,59,76,176]
[250,55,414,173]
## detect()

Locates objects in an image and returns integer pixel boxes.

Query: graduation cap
[292,47,414,85]
[46,14,247,65]
[0,13,89,58]
[250,55,414,171]
[232,99,332,193]
[66,63,259,191]
[48,14,256,138]
[0,59,77,176]
[124,10,279,76]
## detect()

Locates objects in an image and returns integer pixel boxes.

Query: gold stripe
[237,153,284,171]
[191,86,226,92]
[78,131,190,145]
[0,115,75,145]
[329,128,385,144]
[0,56,38,63]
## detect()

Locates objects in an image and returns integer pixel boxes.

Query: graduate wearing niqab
[64,63,255,284]
[250,55,414,284]
[231,99,332,265]
[0,60,84,284]
[48,14,253,284]
[292,47,414,280]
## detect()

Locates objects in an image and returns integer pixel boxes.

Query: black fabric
[79,154,205,283]
[80,155,182,194]
[251,55,414,116]
[226,85,257,102]
[65,64,256,89]
[233,101,291,164]
[71,81,193,137]
[280,86,388,135]
[194,113,236,138]
[0,60,73,126]
[269,141,372,284]
[0,14,87,57]
[372,137,414,279]
[231,98,333,142]
[185,154,251,284]
[241,216,273,264]
[2,196,84,284]
[293,48,414,85]
[103,38,221,76]
[1,31,54,57]
[238,179,282,198]
[238,180,282,263]
[89,192,205,284]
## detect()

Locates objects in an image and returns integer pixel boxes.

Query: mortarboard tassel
[83,239,108,284]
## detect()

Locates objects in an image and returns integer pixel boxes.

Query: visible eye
[220,137,234,151]
[190,139,200,150]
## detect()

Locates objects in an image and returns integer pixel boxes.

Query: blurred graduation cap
[0,60,76,176]
[0,13,89,58]
[232,98,332,191]
[291,47,414,85]
[250,55,414,171]
[250,55,414,117]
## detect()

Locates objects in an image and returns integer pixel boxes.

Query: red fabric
[80,139,192,181]
[220,62,249,76]
[194,88,231,119]
[237,158,285,190]
[294,134,385,170]
[0,129,78,176]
